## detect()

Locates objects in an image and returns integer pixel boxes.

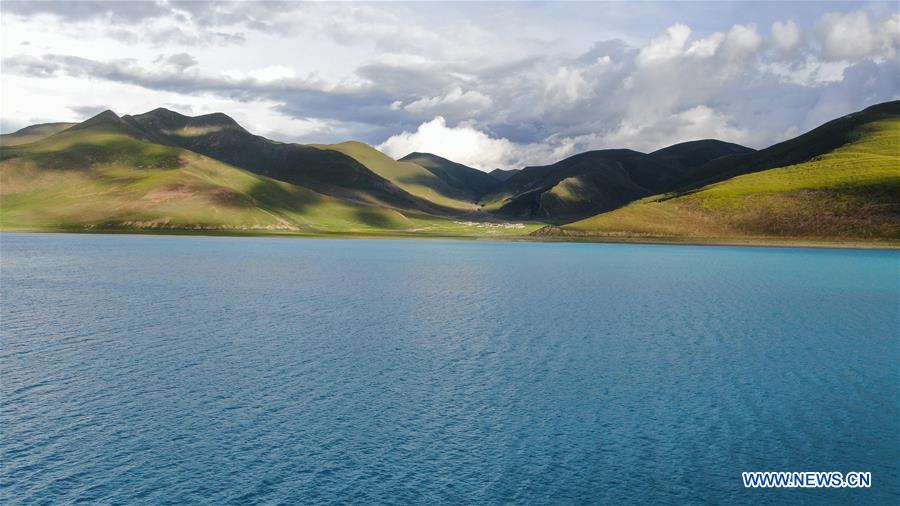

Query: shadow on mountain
[396,173,470,200]
[353,208,397,229]
[242,179,324,213]
[25,140,181,171]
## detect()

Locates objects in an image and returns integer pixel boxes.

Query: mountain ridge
[2,101,897,243]
[539,102,900,242]
[399,152,499,201]
[123,108,456,215]
[489,168,520,181]
[0,122,78,146]
[481,140,756,222]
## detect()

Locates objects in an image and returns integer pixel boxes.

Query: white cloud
[686,33,725,58]
[556,105,754,154]
[817,11,899,61]
[637,23,691,66]
[723,24,762,61]
[1,3,898,166]
[0,73,336,142]
[764,56,849,86]
[220,65,296,83]
[543,66,591,107]
[819,11,875,61]
[376,105,760,171]
[772,20,801,52]
[636,22,761,66]
[377,116,561,171]
[377,117,515,170]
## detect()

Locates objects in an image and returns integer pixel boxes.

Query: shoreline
[2,227,898,251]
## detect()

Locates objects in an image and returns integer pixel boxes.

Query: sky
[1,1,898,170]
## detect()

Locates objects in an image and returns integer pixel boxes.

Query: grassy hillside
[681,101,900,190]
[125,109,450,215]
[0,122,77,146]
[481,140,755,222]
[399,152,499,200]
[315,142,479,211]
[4,102,896,244]
[549,118,900,242]
[0,121,538,237]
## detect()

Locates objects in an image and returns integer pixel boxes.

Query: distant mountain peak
[137,107,187,120]
[0,122,77,146]
[134,108,238,123]
[489,168,520,182]
[399,152,464,165]
[399,151,499,198]
[401,151,441,160]
[192,111,241,128]
[330,140,370,149]
[64,109,176,145]
[650,139,753,155]
[399,152,467,167]
[127,108,246,138]
[82,109,121,123]
[69,109,127,131]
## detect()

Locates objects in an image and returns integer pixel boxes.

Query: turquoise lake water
[1,233,897,504]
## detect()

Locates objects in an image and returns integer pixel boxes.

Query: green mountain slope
[545,111,900,242]
[681,101,900,189]
[0,112,536,236]
[399,152,499,201]
[482,139,751,222]
[4,102,896,244]
[124,108,447,214]
[0,122,77,146]
[315,142,478,211]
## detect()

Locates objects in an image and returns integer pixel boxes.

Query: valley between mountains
[1,101,898,246]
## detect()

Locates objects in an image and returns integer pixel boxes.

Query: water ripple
[1,233,897,505]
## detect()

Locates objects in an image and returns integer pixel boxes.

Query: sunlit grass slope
[399,152,500,200]
[0,128,537,237]
[0,123,77,146]
[554,119,900,242]
[315,141,480,211]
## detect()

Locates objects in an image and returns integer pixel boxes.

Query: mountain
[400,152,499,200]
[650,139,754,169]
[320,143,479,211]
[69,109,175,144]
[0,122,77,146]
[489,168,520,181]
[123,108,450,214]
[2,102,897,243]
[0,110,534,237]
[0,111,407,233]
[668,101,900,192]
[481,139,752,222]
[539,101,900,242]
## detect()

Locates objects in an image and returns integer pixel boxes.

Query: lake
[1,233,897,504]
